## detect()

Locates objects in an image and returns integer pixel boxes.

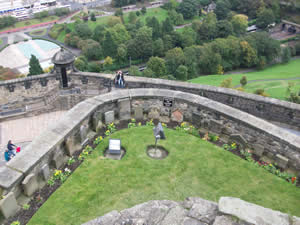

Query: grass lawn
[28,127,300,225]
[0,16,59,32]
[0,38,2,45]
[190,59,300,100]
[29,28,47,36]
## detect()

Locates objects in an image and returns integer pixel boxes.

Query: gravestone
[275,154,289,169]
[118,98,131,120]
[134,107,143,120]
[80,124,88,144]
[0,192,19,218]
[105,111,115,124]
[22,173,39,197]
[108,139,121,155]
[40,164,50,181]
[171,110,183,122]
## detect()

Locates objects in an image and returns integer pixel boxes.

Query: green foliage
[34,10,49,20]
[128,118,136,128]
[141,7,147,15]
[90,13,96,21]
[240,76,247,86]
[177,0,198,19]
[10,221,20,225]
[215,0,231,20]
[28,55,43,76]
[49,24,64,39]
[47,168,72,186]
[75,23,92,39]
[55,8,70,16]
[94,136,103,145]
[146,57,166,77]
[129,66,142,76]
[175,65,188,80]
[23,204,30,210]
[281,47,291,64]
[256,9,275,29]
[220,77,232,88]
[254,88,269,97]
[114,8,123,17]
[286,82,300,103]
[0,16,17,29]
[128,12,137,24]
[67,157,76,166]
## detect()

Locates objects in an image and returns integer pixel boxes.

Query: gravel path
[234,77,300,88]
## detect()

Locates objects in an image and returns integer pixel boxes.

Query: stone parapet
[0,88,300,218]
[82,196,300,225]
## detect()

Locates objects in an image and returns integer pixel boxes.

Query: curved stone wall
[0,72,299,131]
[0,89,299,218]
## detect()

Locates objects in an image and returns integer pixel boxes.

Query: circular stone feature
[146,145,168,159]
[104,147,126,160]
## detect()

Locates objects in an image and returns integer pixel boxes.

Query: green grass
[0,38,2,45]
[190,59,300,100]
[29,28,47,36]
[28,127,300,225]
[0,16,59,32]
[124,7,169,24]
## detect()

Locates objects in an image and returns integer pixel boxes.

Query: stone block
[209,119,222,133]
[212,215,238,225]
[0,167,23,190]
[22,173,39,197]
[96,121,104,133]
[148,107,160,120]
[0,192,19,218]
[105,111,115,124]
[275,154,289,169]
[134,107,143,120]
[219,197,290,225]
[160,205,187,225]
[192,112,203,127]
[252,144,264,157]
[40,164,50,181]
[92,111,102,131]
[171,110,183,123]
[118,98,131,120]
[229,134,248,149]
[52,151,64,169]
[293,216,300,225]
[65,136,81,156]
[187,199,218,224]
[182,217,205,225]
[82,210,121,225]
[80,124,89,143]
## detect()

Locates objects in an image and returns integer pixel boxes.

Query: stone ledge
[0,166,23,190]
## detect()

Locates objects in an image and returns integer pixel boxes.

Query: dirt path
[234,77,300,88]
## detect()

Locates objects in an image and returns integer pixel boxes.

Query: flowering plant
[107,123,116,133]
[94,136,103,145]
[146,119,154,126]
[128,118,137,128]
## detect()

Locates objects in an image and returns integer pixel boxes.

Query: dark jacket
[7,143,16,151]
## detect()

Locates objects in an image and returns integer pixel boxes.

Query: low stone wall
[83,196,300,225]
[1,72,300,131]
[0,88,299,219]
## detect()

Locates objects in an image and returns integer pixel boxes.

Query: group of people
[114,71,125,88]
[4,140,20,162]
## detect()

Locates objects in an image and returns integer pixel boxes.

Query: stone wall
[0,88,299,219]
[0,72,299,131]
[83,197,300,225]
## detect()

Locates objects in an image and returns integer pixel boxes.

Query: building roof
[52,48,75,65]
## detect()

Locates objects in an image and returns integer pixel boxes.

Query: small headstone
[40,164,50,181]
[134,107,143,120]
[209,119,223,133]
[109,139,121,155]
[105,111,115,124]
[253,144,264,157]
[22,173,39,197]
[52,151,64,169]
[80,124,89,143]
[192,112,203,127]
[65,136,80,156]
[275,154,289,169]
[118,98,131,120]
[171,110,183,123]
[0,192,19,218]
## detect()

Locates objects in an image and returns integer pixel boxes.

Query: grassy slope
[28,127,300,225]
[190,59,300,100]
[58,8,169,43]
[0,16,59,32]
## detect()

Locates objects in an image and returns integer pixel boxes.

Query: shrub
[220,77,232,88]
[240,76,247,86]
[254,88,269,97]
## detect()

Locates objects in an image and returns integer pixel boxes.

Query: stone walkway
[0,111,65,166]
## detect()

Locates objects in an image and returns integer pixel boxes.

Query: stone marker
[275,154,289,169]
[293,216,300,225]
[0,192,19,218]
[52,151,64,169]
[219,197,290,225]
[40,164,50,181]
[118,98,131,120]
[22,173,39,197]
[134,107,143,120]
[253,144,264,157]
[171,110,183,123]
[212,215,238,225]
[105,111,114,124]
[80,124,89,144]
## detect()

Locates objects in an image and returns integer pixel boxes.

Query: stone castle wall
[0,89,299,219]
[0,72,299,131]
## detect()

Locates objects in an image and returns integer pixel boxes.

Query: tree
[74,58,87,71]
[215,0,231,20]
[197,12,217,42]
[128,11,137,24]
[216,20,233,38]
[168,10,184,26]
[165,47,185,75]
[153,38,165,57]
[82,39,103,60]
[147,17,161,40]
[146,57,166,77]
[181,27,196,48]
[240,41,257,67]
[240,76,247,86]
[220,77,232,88]
[116,44,127,63]
[281,47,291,64]
[141,7,147,15]
[177,0,198,20]
[103,56,113,68]
[103,31,118,57]
[162,18,173,34]
[87,62,101,72]
[256,9,275,29]
[129,66,142,76]
[75,23,92,39]
[28,55,43,76]
[107,16,122,27]
[142,68,154,77]
[90,13,96,21]
[110,24,130,45]
[114,8,123,17]
[175,65,188,80]
[93,24,106,42]
[64,33,81,47]
[231,14,248,36]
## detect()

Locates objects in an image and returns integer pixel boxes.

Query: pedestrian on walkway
[4,149,11,162]
[7,140,16,157]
